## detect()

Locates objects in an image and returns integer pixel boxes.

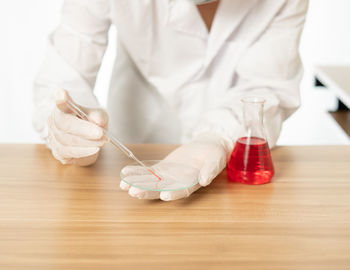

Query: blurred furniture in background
[315,66,350,137]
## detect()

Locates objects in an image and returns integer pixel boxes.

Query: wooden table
[0,144,350,270]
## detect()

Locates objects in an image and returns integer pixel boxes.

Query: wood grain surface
[0,144,350,270]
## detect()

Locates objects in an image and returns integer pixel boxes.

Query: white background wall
[278,0,350,145]
[0,0,349,144]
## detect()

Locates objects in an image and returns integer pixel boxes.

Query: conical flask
[227,97,274,185]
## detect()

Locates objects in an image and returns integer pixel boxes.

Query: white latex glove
[47,89,109,166]
[120,133,233,201]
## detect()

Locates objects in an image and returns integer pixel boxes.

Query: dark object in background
[314,75,350,136]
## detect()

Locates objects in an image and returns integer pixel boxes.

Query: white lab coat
[33,0,308,146]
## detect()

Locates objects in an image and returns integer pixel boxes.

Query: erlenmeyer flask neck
[242,97,266,139]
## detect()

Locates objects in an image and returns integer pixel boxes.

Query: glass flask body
[227,97,274,185]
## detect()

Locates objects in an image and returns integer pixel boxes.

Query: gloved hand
[47,89,109,166]
[120,133,233,201]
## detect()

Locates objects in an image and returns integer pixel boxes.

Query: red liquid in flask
[227,137,274,185]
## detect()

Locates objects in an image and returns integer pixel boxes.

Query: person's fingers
[160,183,201,201]
[71,152,100,167]
[48,132,100,166]
[48,116,72,165]
[122,174,163,190]
[53,107,104,140]
[55,89,108,128]
[120,181,131,191]
[128,186,160,200]
[86,109,109,128]
[121,165,149,176]
[56,144,100,160]
[199,148,227,186]
[48,127,100,159]
[199,165,224,186]
[47,131,71,165]
[50,116,108,147]
[50,147,71,165]
[199,163,220,186]
[121,166,162,199]
[55,88,72,114]
[141,190,161,199]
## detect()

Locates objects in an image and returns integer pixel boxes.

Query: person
[33,0,308,200]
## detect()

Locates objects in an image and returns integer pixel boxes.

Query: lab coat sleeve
[192,0,308,150]
[33,0,111,139]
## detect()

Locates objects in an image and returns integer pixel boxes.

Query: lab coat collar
[167,0,258,64]
[167,0,208,39]
[205,0,258,65]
